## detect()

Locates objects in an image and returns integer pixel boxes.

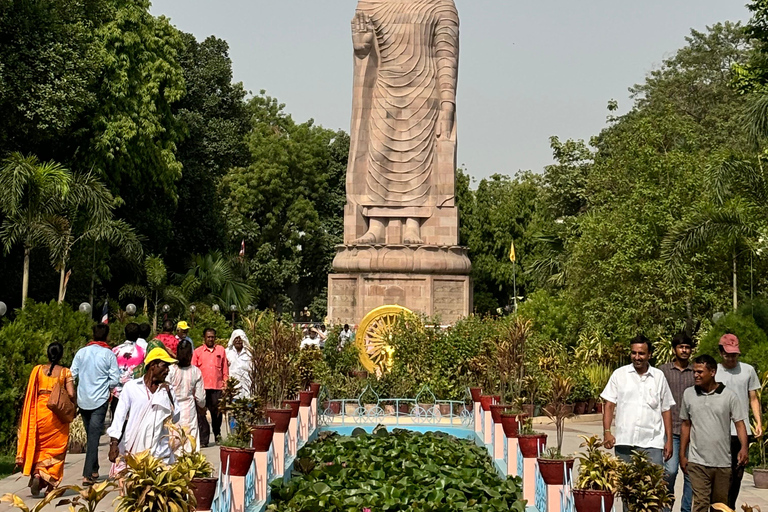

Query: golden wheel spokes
[355,306,410,375]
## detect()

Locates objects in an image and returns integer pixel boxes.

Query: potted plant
[174,429,217,511]
[499,398,527,437]
[570,372,592,415]
[246,313,302,443]
[218,378,260,476]
[115,451,195,512]
[618,450,672,511]
[517,416,547,457]
[584,364,612,414]
[572,435,622,512]
[537,375,575,485]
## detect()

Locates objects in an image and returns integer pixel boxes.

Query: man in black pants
[192,328,228,447]
[71,324,119,484]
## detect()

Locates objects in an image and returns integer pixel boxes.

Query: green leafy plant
[268,428,525,512]
[574,435,622,492]
[218,377,263,447]
[243,312,301,406]
[1,487,68,512]
[171,426,214,479]
[617,450,672,512]
[56,481,117,512]
[115,450,195,512]
[583,364,612,401]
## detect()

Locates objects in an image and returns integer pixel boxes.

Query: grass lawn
[0,454,15,479]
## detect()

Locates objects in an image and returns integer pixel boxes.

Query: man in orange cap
[715,333,762,508]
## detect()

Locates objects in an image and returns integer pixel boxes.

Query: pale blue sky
[151,1,750,180]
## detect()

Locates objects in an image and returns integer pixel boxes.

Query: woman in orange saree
[16,343,76,496]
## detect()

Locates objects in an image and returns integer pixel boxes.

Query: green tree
[564,23,752,338]
[184,251,254,310]
[220,93,348,312]
[167,33,250,269]
[0,153,71,307]
[119,256,187,331]
[33,171,143,303]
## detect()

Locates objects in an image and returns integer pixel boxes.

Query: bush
[698,310,768,373]
[187,304,233,345]
[0,300,94,449]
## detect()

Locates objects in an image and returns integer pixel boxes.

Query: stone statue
[328,0,471,326]
[346,0,460,246]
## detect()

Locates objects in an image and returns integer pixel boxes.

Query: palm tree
[120,256,188,331]
[34,171,143,302]
[0,153,71,308]
[184,250,255,310]
[662,155,765,311]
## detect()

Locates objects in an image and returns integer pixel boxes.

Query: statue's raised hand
[352,11,374,57]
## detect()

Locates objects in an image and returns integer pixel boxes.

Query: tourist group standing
[602,332,761,511]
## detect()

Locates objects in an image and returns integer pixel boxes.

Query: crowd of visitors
[602,333,761,512]
[14,320,350,496]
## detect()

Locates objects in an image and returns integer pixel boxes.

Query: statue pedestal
[328,245,472,325]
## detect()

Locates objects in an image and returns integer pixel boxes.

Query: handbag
[47,368,77,423]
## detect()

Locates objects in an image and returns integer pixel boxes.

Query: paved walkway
[0,417,765,511]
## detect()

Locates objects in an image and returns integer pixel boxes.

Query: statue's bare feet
[403,218,423,245]
[354,218,385,244]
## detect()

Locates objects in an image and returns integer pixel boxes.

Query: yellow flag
[509,240,516,262]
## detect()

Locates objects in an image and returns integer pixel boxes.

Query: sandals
[30,476,41,497]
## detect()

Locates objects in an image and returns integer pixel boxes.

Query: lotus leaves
[268,428,525,512]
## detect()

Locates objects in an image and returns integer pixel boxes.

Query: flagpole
[513,260,517,314]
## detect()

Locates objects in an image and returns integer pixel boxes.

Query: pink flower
[362,509,371,512]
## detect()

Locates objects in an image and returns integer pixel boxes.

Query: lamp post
[126,303,137,316]
[78,302,92,315]
[189,304,197,327]
[0,302,6,317]
[230,304,237,326]
[212,304,220,314]
[162,304,170,322]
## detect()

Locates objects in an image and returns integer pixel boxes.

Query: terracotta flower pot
[479,395,494,412]
[518,434,547,458]
[754,468,768,489]
[219,446,256,477]
[282,399,301,418]
[352,370,368,380]
[573,489,614,512]
[324,400,341,414]
[191,477,219,510]
[266,408,292,434]
[251,423,275,452]
[439,403,452,416]
[397,403,410,415]
[490,404,512,423]
[587,398,596,414]
[492,395,500,405]
[469,387,482,402]
[309,382,321,398]
[537,457,575,486]
[595,402,603,414]
[500,414,526,437]
[299,390,313,407]
[574,402,587,415]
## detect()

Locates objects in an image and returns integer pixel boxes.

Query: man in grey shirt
[680,355,748,512]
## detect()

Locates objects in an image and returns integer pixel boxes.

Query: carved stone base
[327,272,472,325]
[332,244,471,274]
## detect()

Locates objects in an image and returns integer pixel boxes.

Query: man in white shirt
[300,328,321,349]
[601,335,675,466]
[339,324,353,346]
[714,333,762,508]
[107,347,179,466]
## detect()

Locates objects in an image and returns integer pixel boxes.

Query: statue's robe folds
[348,0,459,223]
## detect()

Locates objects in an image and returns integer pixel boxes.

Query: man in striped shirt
[660,332,696,512]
